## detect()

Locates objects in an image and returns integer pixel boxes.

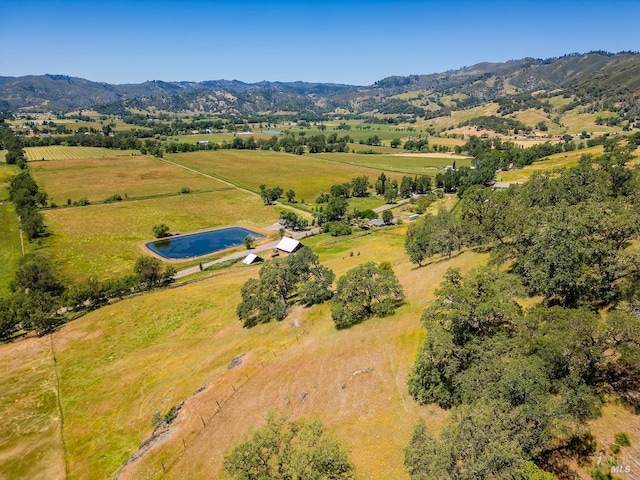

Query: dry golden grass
[42,227,487,480]
[497,145,605,183]
[0,336,65,480]
[42,190,278,280]
[30,155,229,203]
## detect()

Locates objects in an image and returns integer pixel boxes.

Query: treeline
[404,142,640,478]
[0,254,175,340]
[0,123,27,166]
[8,173,47,240]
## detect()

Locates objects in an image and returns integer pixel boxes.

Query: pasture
[497,145,605,183]
[0,224,489,480]
[24,146,139,161]
[166,149,408,202]
[42,189,278,280]
[29,155,230,204]
[0,336,65,480]
[0,163,23,296]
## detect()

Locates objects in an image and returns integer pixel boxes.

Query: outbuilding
[242,253,263,265]
[275,237,302,253]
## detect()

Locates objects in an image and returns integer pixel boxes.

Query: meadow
[0,163,24,296]
[29,155,230,204]
[1,222,488,480]
[497,145,605,183]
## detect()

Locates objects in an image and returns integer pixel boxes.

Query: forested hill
[1,51,639,119]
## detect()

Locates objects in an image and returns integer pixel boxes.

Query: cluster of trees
[279,210,308,231]
[405,266,640,478]
[259,184,284,205]
[236,246,335,327]
[8,172,47,240]
[224,412,354,480]
[0,254,175,340]
[1,123,27,167]
[330,262,404,329]
[496,93,552,115]
[458,115,531,135]
[409,146,640,308]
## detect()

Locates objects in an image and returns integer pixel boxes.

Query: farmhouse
[197,140,210,146]
[368,219,386,228]
[275,237,302,253]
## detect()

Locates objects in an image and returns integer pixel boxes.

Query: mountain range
[1,51,639,120]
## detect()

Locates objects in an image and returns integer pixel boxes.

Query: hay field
[24,146,139,161]
[30,155,231,204]
[166,150,406,201]
[42,190,277,280]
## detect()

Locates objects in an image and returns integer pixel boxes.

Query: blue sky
[1,0,639,85]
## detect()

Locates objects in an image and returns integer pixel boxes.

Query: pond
[145,227,264,260]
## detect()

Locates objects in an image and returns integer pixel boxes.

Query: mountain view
[2,29,640,480]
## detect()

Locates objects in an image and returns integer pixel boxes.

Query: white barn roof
[242,253,262,265]
[275,237,302,253]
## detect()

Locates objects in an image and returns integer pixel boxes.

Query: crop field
[42,189,277,280]
[497,145,606,183]
[29,155,231,204]
[165,149,407,202]
[312,152,472,174]
[24,146,139,161]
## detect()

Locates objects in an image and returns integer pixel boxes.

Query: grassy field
[0,336,66,480]
[3,226,487,480]
[166,149,408,202]
[29,155,231,204]
[0,163,24,296]
[312,152,472,174]
[42,189,278,281]
[24,146,139,161]
[497,145,606,183]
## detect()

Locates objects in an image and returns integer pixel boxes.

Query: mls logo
[611,464,632,474]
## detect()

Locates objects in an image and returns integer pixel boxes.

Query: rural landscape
[2,49,640,480]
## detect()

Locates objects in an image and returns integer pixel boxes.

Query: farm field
[29,155,231,204]
[42,189,278,280]
[165,149,407,202]
[312,151,472,174]
[24,145,139,161]
[497,145,606,183]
